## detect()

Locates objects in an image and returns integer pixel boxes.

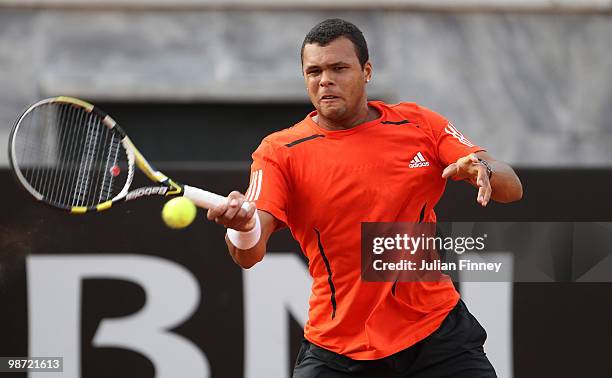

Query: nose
[319,70,334,87]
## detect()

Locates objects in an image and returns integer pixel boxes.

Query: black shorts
[293,299,496,378]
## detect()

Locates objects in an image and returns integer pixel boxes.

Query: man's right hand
[207,190,257,231]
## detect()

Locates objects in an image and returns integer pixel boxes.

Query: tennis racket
[8,96,246,214]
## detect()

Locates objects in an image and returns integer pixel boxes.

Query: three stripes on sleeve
[245,169,263,202]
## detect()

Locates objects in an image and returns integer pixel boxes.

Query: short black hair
[301,18,369,68]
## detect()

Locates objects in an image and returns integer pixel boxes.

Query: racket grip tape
[183,185,250,211]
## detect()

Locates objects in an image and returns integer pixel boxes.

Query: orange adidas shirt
[245,101,484,360]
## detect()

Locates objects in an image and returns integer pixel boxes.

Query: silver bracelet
[477,158,493,179]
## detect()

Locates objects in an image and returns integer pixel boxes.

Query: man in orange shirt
[208,18,522,377]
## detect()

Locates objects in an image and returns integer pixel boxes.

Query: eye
[334,66,347,71]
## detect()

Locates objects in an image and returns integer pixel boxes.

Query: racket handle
[183,185,250,211]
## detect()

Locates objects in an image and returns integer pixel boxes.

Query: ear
[363,61,373,83]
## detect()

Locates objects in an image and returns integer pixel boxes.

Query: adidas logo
[409,152,430,168]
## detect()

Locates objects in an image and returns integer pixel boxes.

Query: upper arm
[231,137,290,268]
[417,106,484,166]
[248,139,290,228]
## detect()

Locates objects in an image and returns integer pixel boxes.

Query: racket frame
[9,96,228,214]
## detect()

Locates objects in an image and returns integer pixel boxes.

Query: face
[302,37,372,122]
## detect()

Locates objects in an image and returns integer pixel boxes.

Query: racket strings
[73,113,100,205]
[52,103,77,206]
[99,133,121,202]
[13,102,128,208]
[59,103,86,205]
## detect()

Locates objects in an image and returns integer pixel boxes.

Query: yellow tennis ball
[162,197,197,229]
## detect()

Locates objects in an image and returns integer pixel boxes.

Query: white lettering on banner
[444,123,475,147]
[243,254,311,378]
[25,253,514,378]
[27,255,209,378]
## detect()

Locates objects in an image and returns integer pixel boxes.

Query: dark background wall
[1,168,611,377]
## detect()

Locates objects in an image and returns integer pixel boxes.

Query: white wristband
[226,212,261,250]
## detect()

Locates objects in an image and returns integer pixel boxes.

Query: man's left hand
[442,153,491,207]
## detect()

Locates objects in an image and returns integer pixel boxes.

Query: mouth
[320,95,340,103]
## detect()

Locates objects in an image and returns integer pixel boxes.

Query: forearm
[487,161,523,203]
[225,234,266,269]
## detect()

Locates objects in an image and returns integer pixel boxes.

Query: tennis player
[208,18,522,377]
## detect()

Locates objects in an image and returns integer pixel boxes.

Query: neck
[315,102,378,131]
